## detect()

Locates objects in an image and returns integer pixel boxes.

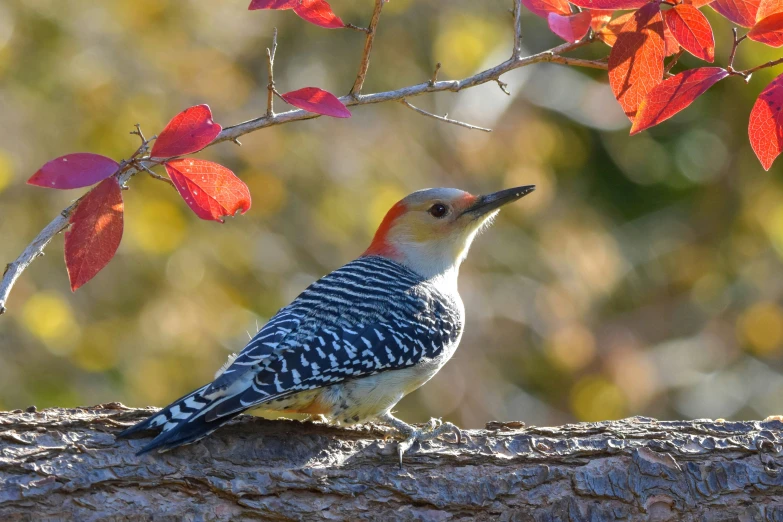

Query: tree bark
[1,405,783,521]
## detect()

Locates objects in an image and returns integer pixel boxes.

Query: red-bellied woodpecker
[118,185,535,464]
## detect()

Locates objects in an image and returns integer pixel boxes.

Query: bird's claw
[396,418,463,469]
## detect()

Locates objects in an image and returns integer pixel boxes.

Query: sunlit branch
[350,0,385,96]
[0,1,601,316]
[401,99,492,132]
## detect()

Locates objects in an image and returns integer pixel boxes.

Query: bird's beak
[462,185,536,219]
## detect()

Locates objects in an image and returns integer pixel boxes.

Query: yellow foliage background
[1,0,782,427]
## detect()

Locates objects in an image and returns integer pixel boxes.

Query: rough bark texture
[1,405,783,521]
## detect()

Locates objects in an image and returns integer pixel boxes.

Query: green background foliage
[1,0,782,427]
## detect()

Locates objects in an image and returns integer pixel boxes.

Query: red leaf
[521,0,571,18]
[150,104,222,159]
[608,4,666,120]
[248,0,299,9]
[749,74,783,170]
[281,87,351,118]
[590,9,615,31]
[548,12,593,42]
[664,5,715,62]
[64,178,124,291]
[757,0,783,19]
[293,0,344,28]
[749,12,783,46]
[28,153,119,190]
[684,0,716,7]
[710,0,761,27]
[663,20,681,56]
[631,67,728,134]
[165,159,251,222]
[569,0,648,10]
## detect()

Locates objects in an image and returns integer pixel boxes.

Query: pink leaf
[248,0,299,9]
[281,87,351,118]
[749,12,783,46]
[165,159,251,222]
[548,12,593,42]
[293,0,344,28]
[28,153,119,190]
[749,74,783,170]
[608,4,667,120]
[150,104,222,159]
[520,0,571,18]
[664,4,716,62]
[631,67,729,134]
[569,0,648,10]
[710,0,761,27]
[64,177,124,291]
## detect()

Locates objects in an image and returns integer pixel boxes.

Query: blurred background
[1,0,782,428]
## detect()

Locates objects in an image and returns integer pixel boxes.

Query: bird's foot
[379,413,463,468]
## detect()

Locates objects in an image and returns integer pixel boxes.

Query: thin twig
[266,29,278,117]
[664,49,685,75]
[401,99,492,132]
[350,0,385,96]
[737,57,783,77]
[0,31,596,315]
[727,28,747,75]
[512,0,524,59]
[430,63,442,87]
[546,55,608,71]
[496,79,511,95]
[138,163,175,187]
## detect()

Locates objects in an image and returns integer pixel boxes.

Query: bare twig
[664,49,685,75]
[727,28,747,75]
[138,163,175,187]
[401,99,492,132]
[266,29,278,117]
[512,0,524,59]
[737,57,783,78]
[430,62,442,87]
[350,0,385,96]
[496,79,511,95]
[0,25,598,315]
[546,54,608,70]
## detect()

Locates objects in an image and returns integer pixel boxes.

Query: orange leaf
[749,12,783,46]
[710,0,761,27]
[64,178,124,291]
[684,0,716,7]
[590,9,615,31]
[749,74,783,170]
[548,12,593,42]
[631,67,728,134]
[757,0,783,20]
[521,0,571,18]
[664,4,715,62]
[569,0,648,10]
[597,12,634,47]
[165,159,251,222]
[608,4,667,120]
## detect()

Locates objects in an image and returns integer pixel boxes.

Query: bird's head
[363,186,535,279]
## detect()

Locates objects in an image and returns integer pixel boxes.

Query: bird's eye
[428,203,449,218]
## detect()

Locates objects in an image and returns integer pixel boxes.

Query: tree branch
[350,0,385,96]
[401,99,492,132]
[266,28,278,117]
[0,11,599,316]
[2,406,783,519]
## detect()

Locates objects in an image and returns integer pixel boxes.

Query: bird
[117,185,535,465]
